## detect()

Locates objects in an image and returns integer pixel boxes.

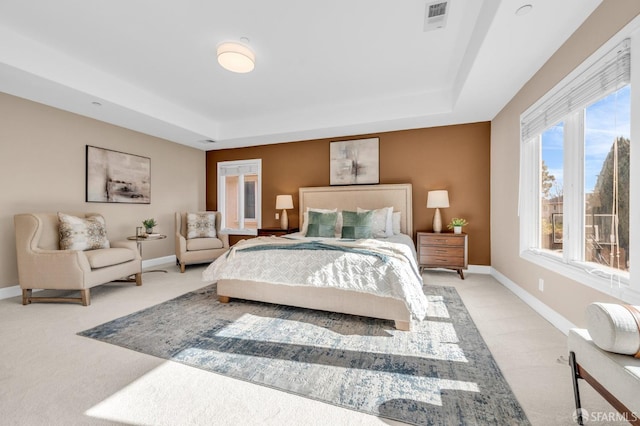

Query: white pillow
[58,213,110,251]
[586,302,640,355]
[392,211,401,235]
[301,208,339,236]
[357,207,393,238]
[186,212,217,239]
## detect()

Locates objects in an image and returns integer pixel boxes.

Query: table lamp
[275,194,294,230]
[427,190,449,233]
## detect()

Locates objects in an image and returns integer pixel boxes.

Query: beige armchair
[175,212,229,272]
[14,213,142,306]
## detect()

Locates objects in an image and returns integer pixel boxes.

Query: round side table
[127,234,168,273]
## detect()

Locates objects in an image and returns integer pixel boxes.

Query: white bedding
[202,234,427,320]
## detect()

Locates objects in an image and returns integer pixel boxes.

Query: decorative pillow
[301,208,339,235]
[392,211,401,235]
[341,210,373,239]
[305,211,338,238]
[586,302,640,356]
[58,213,110,251]
[357,207,393,238]
[186,212,217,239]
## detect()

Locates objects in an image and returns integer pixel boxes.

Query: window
[217,159,261,235]
[520,37,635,300]
[584,88,630,273]
[540,122,564,253]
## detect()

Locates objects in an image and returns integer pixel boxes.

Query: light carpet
[79,284,530,425]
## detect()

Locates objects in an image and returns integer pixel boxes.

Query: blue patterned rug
[79,284,529,425]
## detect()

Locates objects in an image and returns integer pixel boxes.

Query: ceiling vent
[424,1,450,32]
[199,139,217,144]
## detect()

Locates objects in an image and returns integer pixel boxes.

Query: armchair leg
[135,273,142,286]
[180,263,186,273]
[22,289,88,306]
[22,289,32,305]
[80,289,91,306]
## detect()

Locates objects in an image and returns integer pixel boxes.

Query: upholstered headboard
[299,184,413,235]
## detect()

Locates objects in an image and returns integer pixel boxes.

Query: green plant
[447,218,468,229]
[142,218,157,229]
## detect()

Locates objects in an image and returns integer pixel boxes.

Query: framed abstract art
[86,145,151,204]
[329,138,379,185]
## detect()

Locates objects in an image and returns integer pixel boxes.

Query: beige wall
[491,1,640,327]
[206,122,492,266]
[0,92,206,289]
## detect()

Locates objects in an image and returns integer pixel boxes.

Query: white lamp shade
[217,42,255,73]
[275,195,294,210]
[427,190,450,208]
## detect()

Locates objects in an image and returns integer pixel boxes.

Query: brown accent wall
[206,122,491,265]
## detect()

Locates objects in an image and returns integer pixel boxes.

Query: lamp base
[433,208,443,233]
[280,209,288,230]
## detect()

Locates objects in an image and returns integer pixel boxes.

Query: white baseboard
[467,264,491,274]
[0,284,26,300]
[0,255,178,301]
[143,255,176,269]
[491,267,577,335]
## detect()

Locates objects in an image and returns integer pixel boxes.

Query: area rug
[79,284,530,425]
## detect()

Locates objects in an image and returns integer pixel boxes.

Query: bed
[202,183,425,331]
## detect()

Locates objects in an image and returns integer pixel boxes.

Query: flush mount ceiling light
[217,40,255,73]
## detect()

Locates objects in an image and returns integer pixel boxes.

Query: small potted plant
[142,218,157,234]
[447,218,468,234]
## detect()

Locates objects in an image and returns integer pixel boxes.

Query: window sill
[520,249,640,304]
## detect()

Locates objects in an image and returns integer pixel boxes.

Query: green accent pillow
[306,211,338,238]
[341,210,374,239]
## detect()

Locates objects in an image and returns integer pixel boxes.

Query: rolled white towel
[586,302,640,356]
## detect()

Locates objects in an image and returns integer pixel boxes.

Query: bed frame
[217,183,415,331]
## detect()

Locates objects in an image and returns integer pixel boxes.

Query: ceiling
[0,0,602,151]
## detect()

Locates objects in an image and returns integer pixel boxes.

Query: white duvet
[202,234,428,320]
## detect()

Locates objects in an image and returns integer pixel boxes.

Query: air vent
[424,1,450,32]
[199,139,217,144]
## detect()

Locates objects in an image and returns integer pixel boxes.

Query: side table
[257,228,299,237]
[416,232,468,279]
[127,234,168,273]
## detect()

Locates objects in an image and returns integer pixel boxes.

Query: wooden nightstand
[257,227,299,237]
[417,232,468,279]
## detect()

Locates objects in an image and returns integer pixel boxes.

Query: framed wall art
[86,145,151,204]
[329,137,379,185]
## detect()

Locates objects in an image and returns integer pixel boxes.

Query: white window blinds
[521,38,630,141]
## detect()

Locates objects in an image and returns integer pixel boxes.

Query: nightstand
[417,232,468,279]
[257,227,299,237]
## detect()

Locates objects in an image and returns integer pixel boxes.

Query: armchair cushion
[58,213,110,250]
[186,212,217,239]
[84,247,137,269]
[186,237,224,251]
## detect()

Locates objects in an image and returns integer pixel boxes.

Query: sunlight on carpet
[79,284,530,425]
